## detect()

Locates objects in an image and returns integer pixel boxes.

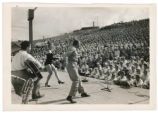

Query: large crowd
[31,19,150,89]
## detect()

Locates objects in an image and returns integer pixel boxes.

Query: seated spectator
[142,76,150,89]
[79,62,90,77]
[133,74,143,88]
[102,62,109,78]
[114,46,120,58]
[130,65,136,78]
[113,64,120,80]
[113,71,125,85]
[141,66,150,89]
[119,69,134,88]
[108,64,115,81]
[90,67,100,78]
[96,62,103,79]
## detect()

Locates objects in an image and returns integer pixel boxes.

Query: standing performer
[44,42,64,87]
[65,39,90,103]
[12,41,44,99]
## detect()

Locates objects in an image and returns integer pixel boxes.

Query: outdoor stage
[11,71,149,104]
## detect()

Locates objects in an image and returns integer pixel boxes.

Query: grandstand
[29,18,149,63]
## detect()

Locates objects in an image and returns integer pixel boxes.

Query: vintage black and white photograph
[3,3,156,110]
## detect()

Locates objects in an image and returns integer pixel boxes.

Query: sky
[11,6,149,41]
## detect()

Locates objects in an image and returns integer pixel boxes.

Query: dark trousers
[12,70,41,98]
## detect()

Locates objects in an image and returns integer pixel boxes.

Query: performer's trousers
[11,70,41,98]
[66,62,85,96]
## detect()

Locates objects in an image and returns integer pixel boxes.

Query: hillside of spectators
[12,18,149,89]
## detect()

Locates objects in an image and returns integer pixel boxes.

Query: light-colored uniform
[66,46,84,96]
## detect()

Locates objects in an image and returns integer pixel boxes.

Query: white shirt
[12,50,42,71]
[67,46,79,63]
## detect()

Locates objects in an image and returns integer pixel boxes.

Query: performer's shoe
[81,93,90,97]
[82,79,88,82]
[107,87,112,92]
[45,83,51,87]
[32,94,45,100]
[66,96,76,103]
[58,80,64,84]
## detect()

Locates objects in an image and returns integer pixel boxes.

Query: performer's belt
[11,75,26,81]
[12,69,26,73]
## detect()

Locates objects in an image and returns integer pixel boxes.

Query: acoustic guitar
[25,59,43,79]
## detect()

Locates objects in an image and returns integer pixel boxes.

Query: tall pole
[28,7,37,52]
[29,18,33,49]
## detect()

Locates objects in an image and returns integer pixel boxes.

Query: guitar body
[25,60,43,79]
[11,60,42,104]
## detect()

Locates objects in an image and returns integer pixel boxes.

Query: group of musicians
[11,40,90,103]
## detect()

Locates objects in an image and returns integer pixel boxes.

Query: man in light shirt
[65,39,90,103]
[12,41,44,99]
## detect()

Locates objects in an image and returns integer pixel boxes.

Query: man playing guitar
[11,41,45,101]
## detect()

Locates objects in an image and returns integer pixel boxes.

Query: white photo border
[3,3,157,111]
